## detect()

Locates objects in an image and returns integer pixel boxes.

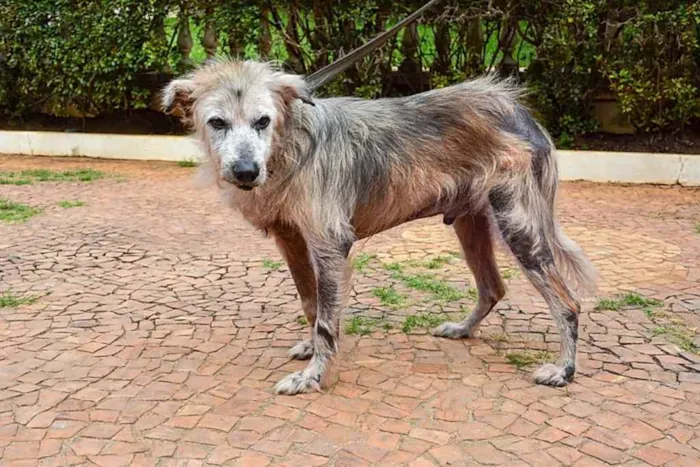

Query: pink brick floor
[1,155,699,466]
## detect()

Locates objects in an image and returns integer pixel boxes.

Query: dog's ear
[272,73,315,107]
[161,78,196,115]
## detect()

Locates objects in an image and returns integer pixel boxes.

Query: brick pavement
[1,154,699,466]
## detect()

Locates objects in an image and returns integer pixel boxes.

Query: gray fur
[164,59,597,395]
[288,339,314,360]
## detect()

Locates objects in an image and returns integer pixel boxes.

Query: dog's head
[162,60,313,190]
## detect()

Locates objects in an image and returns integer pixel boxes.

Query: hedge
[1,1,698,139]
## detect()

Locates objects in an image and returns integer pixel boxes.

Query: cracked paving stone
[1,155,699,465]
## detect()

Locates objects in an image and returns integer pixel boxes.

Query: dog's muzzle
[224,160,261,190]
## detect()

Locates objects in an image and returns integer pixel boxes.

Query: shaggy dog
[163,59,596,395]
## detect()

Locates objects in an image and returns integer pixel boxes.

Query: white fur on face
[196,82,280,187]
[165,60,311,189]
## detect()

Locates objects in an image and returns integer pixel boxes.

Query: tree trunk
[465,17,483,75]
[311,0,329,69]
[284,7,305,73]
[433,23,451,75]
[498,16,518,77]
[259,5,272,58]
[400,23,420,73]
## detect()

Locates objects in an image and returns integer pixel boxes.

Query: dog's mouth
[220,176,258,191]
[228,179,259,191]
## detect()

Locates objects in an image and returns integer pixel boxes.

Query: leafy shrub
[0,0,697,136]
[603,3,700,131]
[0,0,171,117]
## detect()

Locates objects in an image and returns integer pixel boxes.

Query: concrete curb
[557,150,700,186]
[0,130,698,186]
[0,131,201,163]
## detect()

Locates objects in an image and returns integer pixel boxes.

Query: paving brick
[151,440,177,457]
[409,428,451,445]
[633,446,679,466]
[68,438,107,456]
[45,421,86,439]
[380,419,411,435]
[79,422,121,439]
[88,454,135,467]
[464,444,513,464]
[38,439,62,458]
[174,441,209,459]
[368,431,401,451]
[236,452,271,467]
[207,445,242,464]
[4,441,40,460]
[1,157,700,467]
[501,439,552,455]
[536,426,569,443]
[547,445,583,466]
[547,416,591,436]
[101,441,149,455]
[579,440,627,464]
[620,420,665,444]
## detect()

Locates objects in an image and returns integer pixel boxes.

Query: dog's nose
[232,160,259,183]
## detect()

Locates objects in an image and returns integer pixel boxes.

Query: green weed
[505,350,556,369]
[402,313,448,333]
[178,158,198,168]
[0,291,38,308]
[422,255,454,269]
[488,333,509,343]
[262,259,283,271]
[0,168,106,183]
[397,272,465,302]
[345,316,390,336]
[383,262,404,272]
[595,293,663,311]
[57,200,85,208]
[353,253,377,272]
[372,286,407,308]
[0,198,41,224]
[18,168,105,182]
[0,173,32,185]
[501,268,519,279]
[653,326,699,353]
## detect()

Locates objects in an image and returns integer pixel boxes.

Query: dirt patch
[0,110,187,136]
[572,122,700,155]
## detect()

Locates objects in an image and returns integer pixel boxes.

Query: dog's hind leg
[273,226,317,360]
[432,211,506,339]
[489,185,581,387]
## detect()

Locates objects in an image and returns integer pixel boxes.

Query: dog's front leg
[272,226,317,360]
[274,237,351,395]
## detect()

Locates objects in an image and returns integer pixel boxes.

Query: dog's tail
[532,125,597,295]
[490,114,597,297]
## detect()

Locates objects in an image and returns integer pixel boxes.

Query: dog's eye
[253,116,270,131]
[207,118,227,130]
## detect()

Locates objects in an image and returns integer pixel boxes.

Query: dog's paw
[274,370,322,395]
[288,340,314,360]
[431,321,472,339]
[533,363,574,387]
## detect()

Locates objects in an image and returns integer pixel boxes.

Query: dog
[162,59,596,395]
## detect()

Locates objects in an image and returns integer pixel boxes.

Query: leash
[305,0,441,91]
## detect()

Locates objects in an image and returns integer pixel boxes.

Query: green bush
[0,0,697,136]
[0,0,171,117]
[522,0,604,136]
[604,3,700,131]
